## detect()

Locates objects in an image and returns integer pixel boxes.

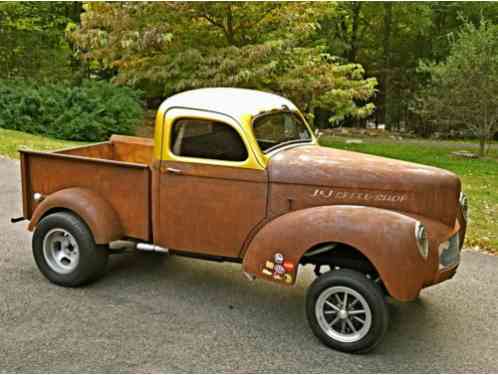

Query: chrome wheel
[315,285,372,343]
[42,228,80,275]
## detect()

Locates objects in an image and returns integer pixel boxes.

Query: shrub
[0,80,144,141]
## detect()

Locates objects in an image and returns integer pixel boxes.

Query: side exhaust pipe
[136,243,169,254]
[109,240,169,254]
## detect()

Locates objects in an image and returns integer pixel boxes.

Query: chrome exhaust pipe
[109,240,169,254]
[136,243,169,254]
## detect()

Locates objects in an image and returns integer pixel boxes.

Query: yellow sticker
[284,274,293,284]
[265,261,275,270]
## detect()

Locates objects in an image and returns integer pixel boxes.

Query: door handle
[166,167,183,175]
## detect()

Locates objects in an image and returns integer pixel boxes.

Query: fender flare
[243,205,431,301]
[28,187,124,244]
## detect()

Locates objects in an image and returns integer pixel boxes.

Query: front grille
[439,233,460,269]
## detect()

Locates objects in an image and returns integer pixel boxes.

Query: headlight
[415,222,429,259]
[459,192,468,221]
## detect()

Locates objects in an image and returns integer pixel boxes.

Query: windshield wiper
[264,139,311,153]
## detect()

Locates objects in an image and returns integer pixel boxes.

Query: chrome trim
[415,222,429,259]
[459,192,468,221]
[33,192,44,202]
[315,285,372,343]
[265,142,314,157]
[136,243,169,254]
[109,241,169,254]
[42,228,80,274]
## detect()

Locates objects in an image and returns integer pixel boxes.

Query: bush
[0,80,144,141]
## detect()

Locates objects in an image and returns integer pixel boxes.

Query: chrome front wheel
[315,286,372,343]
[306,269,389,353]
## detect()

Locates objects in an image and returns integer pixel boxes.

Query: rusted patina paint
[28,187,124,244]
[267,145,460,226]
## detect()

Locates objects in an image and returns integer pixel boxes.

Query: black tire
[32,212,109,287]
[306,269,389,353]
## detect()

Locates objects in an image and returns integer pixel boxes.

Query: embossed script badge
[312,188,408,202]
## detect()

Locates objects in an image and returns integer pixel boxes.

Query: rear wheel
[32,212,109,287]
[306,269,389,353]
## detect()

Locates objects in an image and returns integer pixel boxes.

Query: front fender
[28,187,123,244]
[243,205,433,301]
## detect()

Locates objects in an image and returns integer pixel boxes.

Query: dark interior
[171,120,248,162]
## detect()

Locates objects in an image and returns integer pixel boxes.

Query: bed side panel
[24,152,150,241]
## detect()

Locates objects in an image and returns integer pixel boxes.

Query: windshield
[252,111,312,153]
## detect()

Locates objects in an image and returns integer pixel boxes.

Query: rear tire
[306,269,389,353]
[32,212,109,287]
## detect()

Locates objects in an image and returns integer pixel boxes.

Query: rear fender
[243,205,430,301]
[28,187,123,244]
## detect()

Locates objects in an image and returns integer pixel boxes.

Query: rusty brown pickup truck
[14,88,467,353]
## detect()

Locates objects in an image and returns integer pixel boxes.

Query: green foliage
[415,18,498,155]
[0,80,144,141]
[5,2,498,136]
[0,2,82,81]
[68,2,376,125]
[317,2,498,129]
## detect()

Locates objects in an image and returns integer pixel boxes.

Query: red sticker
[283,261,294,271]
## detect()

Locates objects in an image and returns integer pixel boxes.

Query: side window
[170,118,248,162]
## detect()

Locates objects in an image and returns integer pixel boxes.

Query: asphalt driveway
[1,158,497,373]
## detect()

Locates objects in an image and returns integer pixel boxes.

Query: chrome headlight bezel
[459,192,468,221]
[415,222,429,259]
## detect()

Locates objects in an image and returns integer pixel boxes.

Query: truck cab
[17,88,467,353]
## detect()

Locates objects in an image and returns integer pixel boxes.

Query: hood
[268,145,461,226]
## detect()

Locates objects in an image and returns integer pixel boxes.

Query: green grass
[320,135,498,255]
[0,128,82,159]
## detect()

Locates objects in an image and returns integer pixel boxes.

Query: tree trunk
[348,2,362,62]
[381,2,393,129]
[224,5,236,46]
[479,136,486,157]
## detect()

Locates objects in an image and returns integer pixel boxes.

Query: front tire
[306,269,389,353]
[32,212,109,287]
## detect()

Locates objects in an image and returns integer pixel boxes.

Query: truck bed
[20,135,154,241]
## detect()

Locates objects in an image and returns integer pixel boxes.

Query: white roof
[158,88,298,122]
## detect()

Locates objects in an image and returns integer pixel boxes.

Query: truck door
[156,114,267,258]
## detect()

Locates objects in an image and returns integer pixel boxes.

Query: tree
[416,18,498,155]
[317,2,498,132]
[318,2,434,128]
[68,2,376,126]
[0,2,82,81]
